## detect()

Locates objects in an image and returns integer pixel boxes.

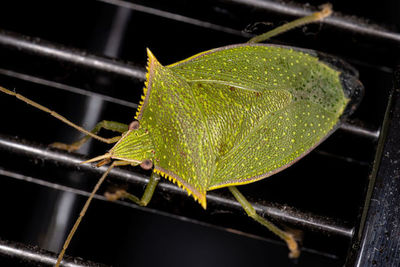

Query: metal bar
[0,68,138,109]
[0,30,146,80]
[0,238,106,267]
[97,0,252,38]
[0,134,354,239]
[213,193,354,238]
[346,69,400,266]
[225,0,400,43]
[340,122,380,140]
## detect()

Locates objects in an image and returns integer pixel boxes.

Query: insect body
[0,4,363,266]
[112,44,348,208]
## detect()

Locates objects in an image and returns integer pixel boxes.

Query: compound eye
[140,159,153,170]
[129,121,140,130]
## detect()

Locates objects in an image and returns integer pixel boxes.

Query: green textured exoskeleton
[0,4,364,265]
[126,44,352,206]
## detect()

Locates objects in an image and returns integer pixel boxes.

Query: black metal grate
[0,0,399,266]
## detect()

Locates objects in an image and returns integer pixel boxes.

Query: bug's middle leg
[105,171,160,206]
[51,120,128,152]
[0,86,127,145]
[228,186,300,258]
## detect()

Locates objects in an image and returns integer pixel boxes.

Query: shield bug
[0,4,364,265]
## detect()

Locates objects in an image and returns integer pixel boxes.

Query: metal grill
[0,0,399,266]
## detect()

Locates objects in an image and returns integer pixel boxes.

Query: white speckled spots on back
[123,45,349,204]
[170,44,347,114]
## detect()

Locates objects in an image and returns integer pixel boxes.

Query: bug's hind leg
[51,120,128,152]
[247,4,332,44]
[228,186,300,258]
[105,171,161,206]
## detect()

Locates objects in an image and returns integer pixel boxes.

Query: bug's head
[83,121,155,170]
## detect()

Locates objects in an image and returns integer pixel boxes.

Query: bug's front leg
[51,120,128,152]
[105,171,161,206]
[228,186,300,258]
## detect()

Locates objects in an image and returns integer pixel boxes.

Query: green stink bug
[0,4,364,265]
